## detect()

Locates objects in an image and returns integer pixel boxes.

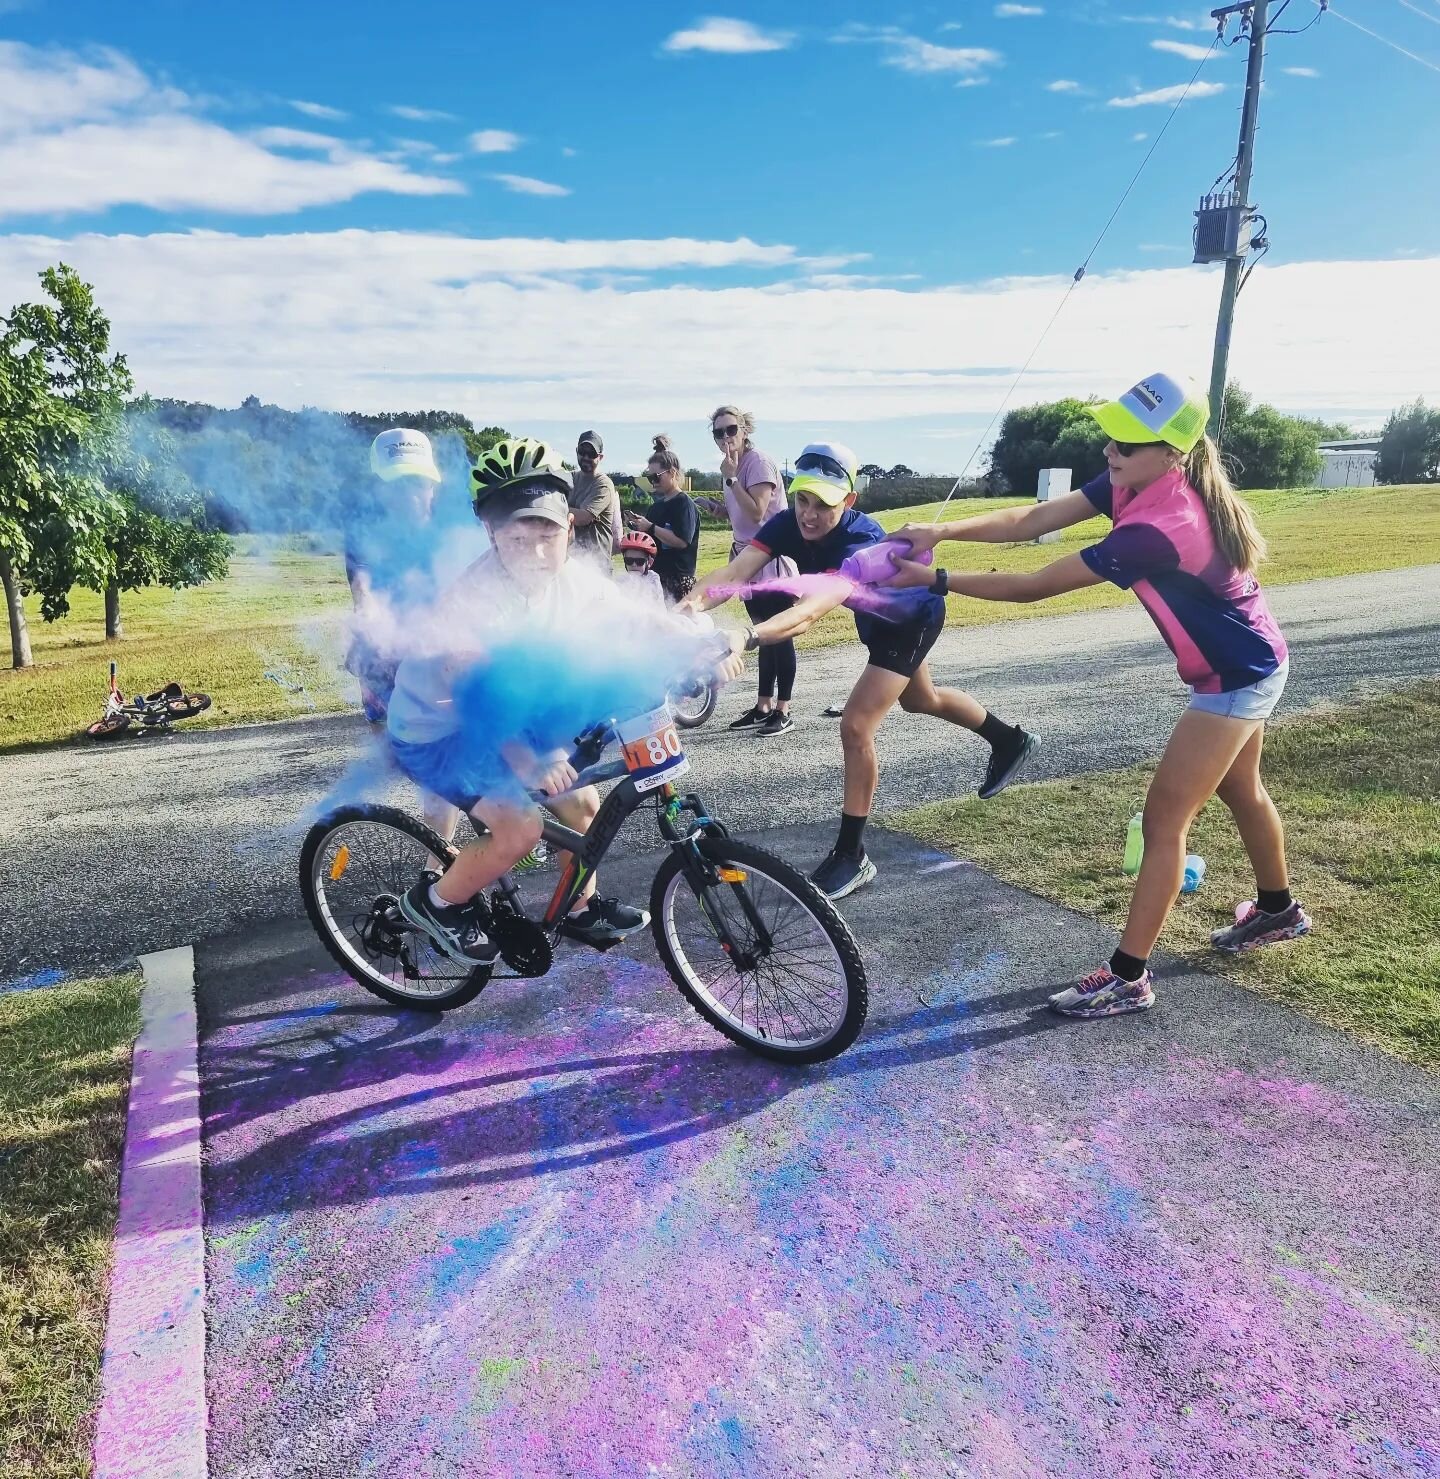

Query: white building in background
[1316,437,1380,488]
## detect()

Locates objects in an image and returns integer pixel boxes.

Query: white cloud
[469,129,522,153]
[995,3,1044,15]
[1046,78,1081,92]
[1132,131,1149,141]
[3,230,1433,466]
[289,99,348,121]
[1151,38,1214,61]
[980,136,1018,147]
[388,105,458,122]
[662,17,794,54]
[1283,66,1320,78]
[1108,80,1226,106]
[490,173,571,197]
[0,42,460,218]
[886,38,1002,75]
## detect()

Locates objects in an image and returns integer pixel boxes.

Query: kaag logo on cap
[1132,381,1167,413]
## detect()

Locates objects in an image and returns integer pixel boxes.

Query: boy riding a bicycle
[386,438,745,966]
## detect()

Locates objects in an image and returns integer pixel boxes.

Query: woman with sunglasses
[625,435,700,604]
[888,373,1310,1019]
[682,440,1037,901]
[697,406,800,738]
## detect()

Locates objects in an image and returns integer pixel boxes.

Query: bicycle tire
[166,692,212,720]
[299,803,490,1010]
[649,836,868,1063]
[85,713,131,740]
[669,679,717,729]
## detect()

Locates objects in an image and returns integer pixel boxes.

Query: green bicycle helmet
[470,437,572,514]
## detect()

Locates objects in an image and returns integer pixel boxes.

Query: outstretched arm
[749,576,850,642]
[889,552,1103,604]
[680,544,772,612]
[894,489,1102,551]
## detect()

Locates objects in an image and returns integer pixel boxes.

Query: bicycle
[299,679,868,1064]
[667,673,718,729]
[85,661,212,740]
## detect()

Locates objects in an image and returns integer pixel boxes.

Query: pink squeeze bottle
[839,540,934,585]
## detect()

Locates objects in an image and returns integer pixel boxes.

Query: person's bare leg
[545,786,602,911]
[896,661,987,730]
[839,665,911,815]
[1215,726,1290,892]
[421,792,461,872]
[1117,710,1261,960]
[433,800,542,906]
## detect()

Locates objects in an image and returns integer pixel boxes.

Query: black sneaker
[821,704,844,718]
[756,710,794,739]
[978,728,1040,800]
[810,848,878,900]
[398,879,499,965]
[728,704,771,730]
[560,898,646,949]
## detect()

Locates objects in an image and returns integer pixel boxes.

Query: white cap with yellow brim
[1088,373,1210,454]
[789,440,860,507]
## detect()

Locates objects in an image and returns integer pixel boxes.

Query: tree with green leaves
[1216,384,1330,490]
[986,397,1108,495]
[1375,400,1440,485]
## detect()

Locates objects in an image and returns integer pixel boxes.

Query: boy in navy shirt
[683,442,1037,899]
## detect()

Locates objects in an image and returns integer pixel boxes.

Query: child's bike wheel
[668,678,717,729]
[299,803,491,1010]
[86,713,132,740]
[650,837,868,1063]
[166,692,212,720]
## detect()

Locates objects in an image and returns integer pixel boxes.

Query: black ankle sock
[1109,948,1148,982]
[977,712,1018,749]
[1256,887,1293,915]
[836,812,868,857]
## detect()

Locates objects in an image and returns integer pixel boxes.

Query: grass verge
[3,486,1438,751]
[891,682,1440,1069]
[0,974,142,1479]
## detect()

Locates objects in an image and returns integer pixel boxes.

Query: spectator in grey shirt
[570,430,620,569]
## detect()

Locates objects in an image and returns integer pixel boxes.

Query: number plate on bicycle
[617,706,690,793]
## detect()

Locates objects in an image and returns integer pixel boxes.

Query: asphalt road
[198,825,1440,1478]
[3,563,1438,983]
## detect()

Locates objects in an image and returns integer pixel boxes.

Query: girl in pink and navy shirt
[887,372,1311,1019]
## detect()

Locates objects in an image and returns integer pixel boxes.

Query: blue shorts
[389,734,527,814]
[1188,659,1289,721]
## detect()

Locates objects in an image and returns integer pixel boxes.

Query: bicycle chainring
[486,906,553,977]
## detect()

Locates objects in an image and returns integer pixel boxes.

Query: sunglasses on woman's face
[1113,439,1166,458]
[712,424,740,440]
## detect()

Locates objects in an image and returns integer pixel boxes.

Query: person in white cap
[682,441,1036,901]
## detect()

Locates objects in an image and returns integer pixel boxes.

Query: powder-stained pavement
[198,826,1440,1479]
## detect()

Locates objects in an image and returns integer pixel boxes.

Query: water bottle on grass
[1123,812,1144,876]
[1181,855,1207,894]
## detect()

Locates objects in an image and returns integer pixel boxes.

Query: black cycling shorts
[863,614,946,679]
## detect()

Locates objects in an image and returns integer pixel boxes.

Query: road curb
[92,945,208,1479]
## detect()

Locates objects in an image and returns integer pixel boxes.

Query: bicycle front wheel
[650,837,868,1063]
[299,803,490,1010]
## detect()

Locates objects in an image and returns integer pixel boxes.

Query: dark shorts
[862,614,945,679]
[657,569,696,603]
[389,734,526,814]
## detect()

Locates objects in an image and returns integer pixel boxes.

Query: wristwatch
[724,476,737,488]
[930,568,949,596]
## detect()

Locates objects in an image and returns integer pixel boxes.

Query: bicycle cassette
[487,910,553,977]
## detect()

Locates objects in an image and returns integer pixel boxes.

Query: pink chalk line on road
[92,945,208,1479]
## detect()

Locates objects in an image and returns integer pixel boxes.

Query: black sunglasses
[1113,439,1166,458]
[795,451,850,484]
[623,556,650,568]
[712,424,740,440]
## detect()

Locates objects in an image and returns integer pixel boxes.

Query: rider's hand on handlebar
[533,754,579,797]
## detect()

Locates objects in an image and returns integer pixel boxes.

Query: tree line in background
[4,262,1438,671]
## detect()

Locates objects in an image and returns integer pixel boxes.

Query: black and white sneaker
[728,705,771,731]
[978,728,1040,800]
[821,704,844,718]
[560,896,649,948]
[810,849,878,900]
[756,710,794,739]
[398,880,499,965]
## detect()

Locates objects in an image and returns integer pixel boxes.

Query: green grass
[0,974,142,1479]
[3,486,1438,752]
[891,682,1440,1069]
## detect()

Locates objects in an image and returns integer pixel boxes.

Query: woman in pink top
[699,405,799,738]
[889,373,1311,1020]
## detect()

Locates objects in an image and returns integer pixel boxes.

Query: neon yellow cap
[1089,373,1209,453]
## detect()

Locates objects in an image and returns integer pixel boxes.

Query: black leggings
[744,591,797,703]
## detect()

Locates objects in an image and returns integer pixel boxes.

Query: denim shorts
[1188,659,1289,721]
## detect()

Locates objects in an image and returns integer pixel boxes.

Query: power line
[932,36,1223,507]
[1324,2,1440,73]
[1394,0,1440,28]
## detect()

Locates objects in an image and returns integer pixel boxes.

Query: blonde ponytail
[1184,434,1267,573]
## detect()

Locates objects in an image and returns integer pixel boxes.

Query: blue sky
[2,0,1437,472]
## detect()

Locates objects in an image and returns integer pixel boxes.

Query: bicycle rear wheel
[668,678,717,729]
[86,713,131,740]
[299,803,490,1009]
[650,837,867,1063]
[167,692,211,719]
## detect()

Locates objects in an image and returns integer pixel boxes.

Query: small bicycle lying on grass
[300,676,869,1063]
[84,661,212,740]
